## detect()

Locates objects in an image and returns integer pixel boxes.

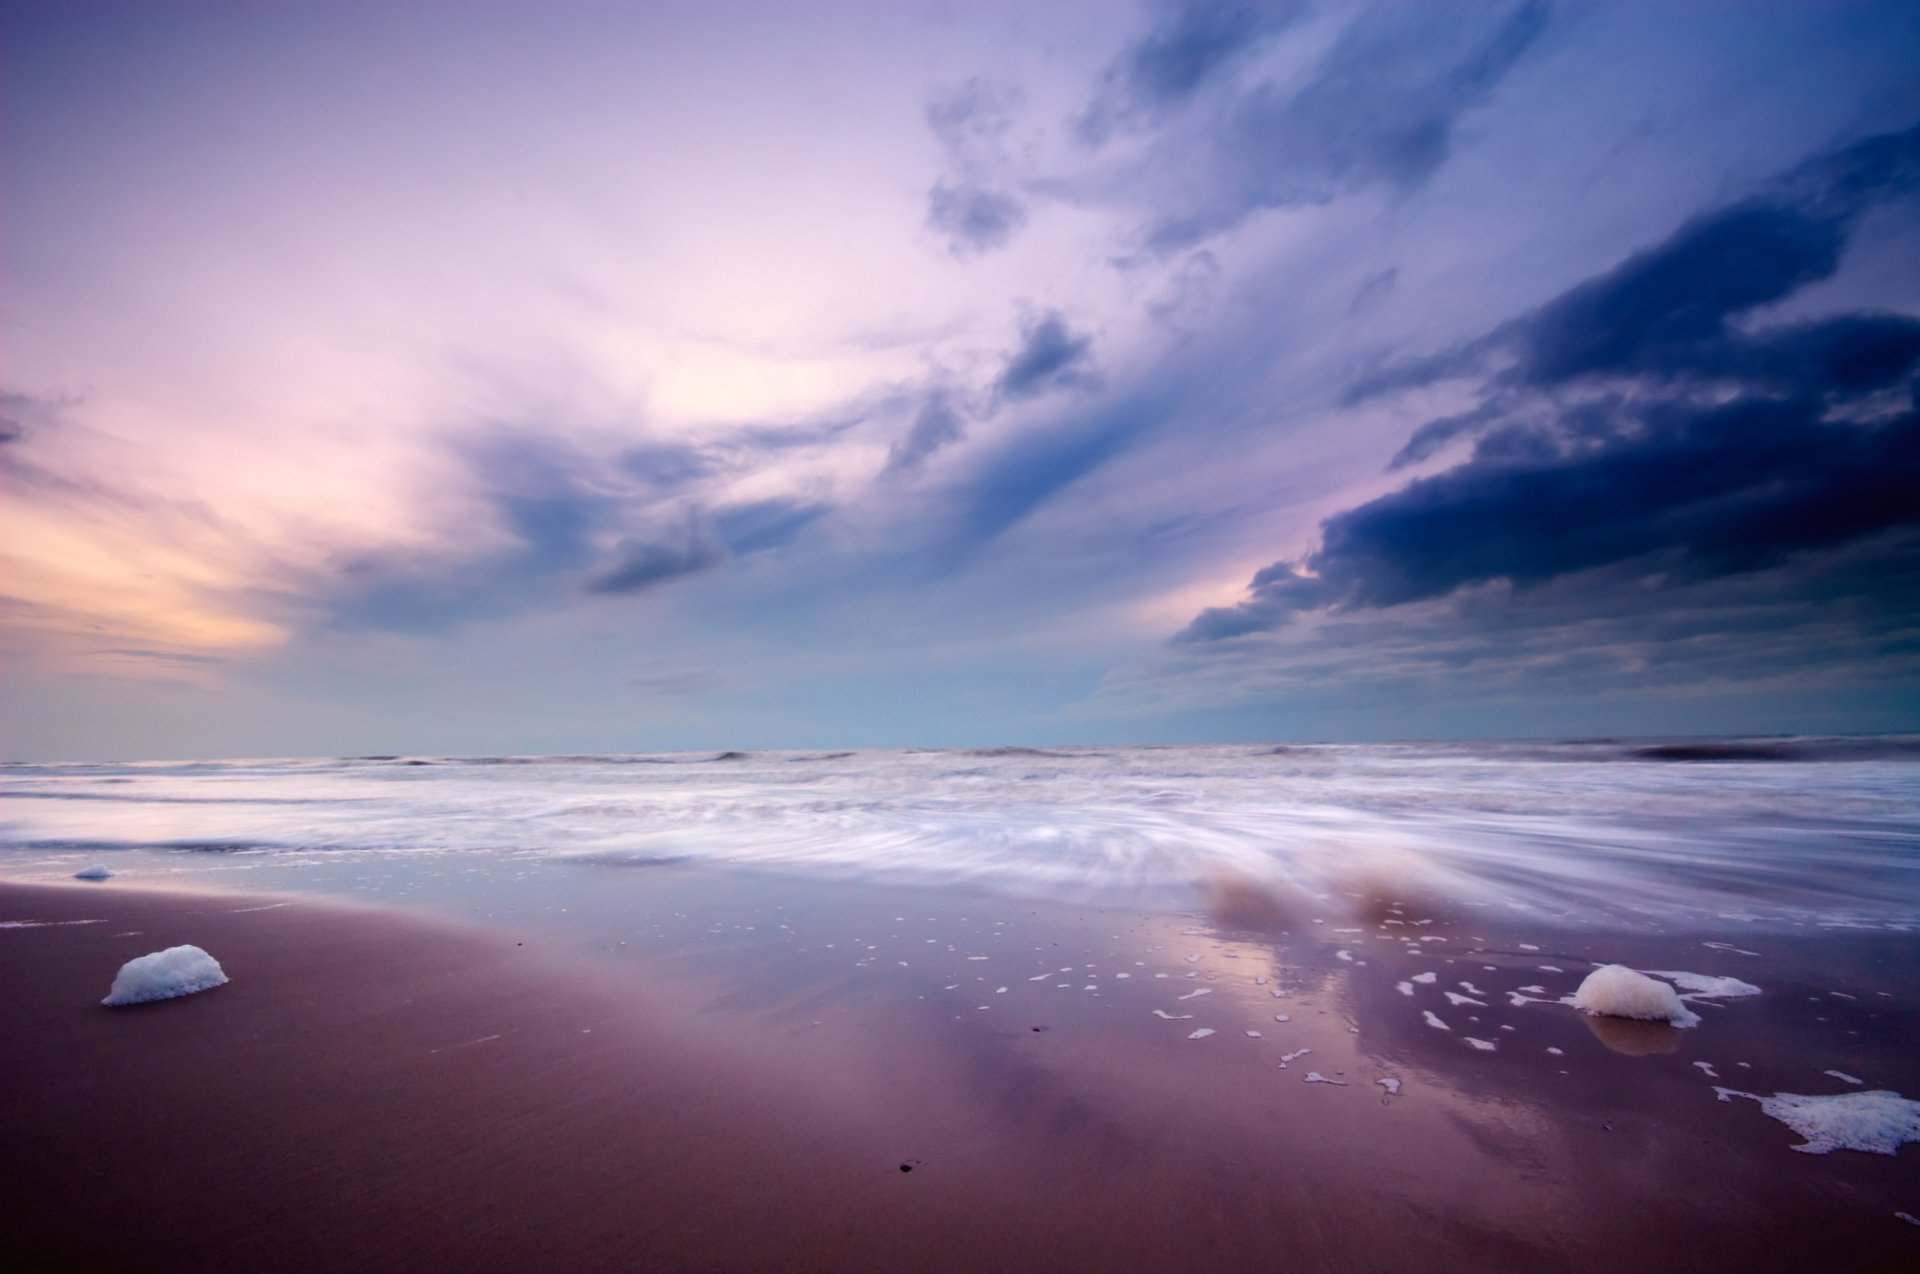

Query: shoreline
[3,876,1916,1272]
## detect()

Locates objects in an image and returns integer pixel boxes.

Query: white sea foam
[1376,1077,1402,1095]
[102,945,228,1006]
[1572,965,1700,1027]
[1714,1088,1920,1155]
[1464,1037,1496,1052]
[1187,1028,1215,1040]
[1303,1072,1345,1085]
[1411,972,1437,984]
[1647,971,1762,1001]
[1422,1011,1450,1031]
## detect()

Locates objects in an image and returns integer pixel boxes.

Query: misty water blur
[3,738,1916,932]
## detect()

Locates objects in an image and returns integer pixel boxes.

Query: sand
[2,878,1916,1273]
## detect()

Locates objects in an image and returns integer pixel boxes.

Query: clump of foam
[102,945,228,1006]
[73,864,116,881]
[1572,964,1700,1028]
[1714,1088,1920,1155]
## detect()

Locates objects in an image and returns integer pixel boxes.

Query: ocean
[5,737,1918,932]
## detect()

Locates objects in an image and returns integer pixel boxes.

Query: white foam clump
[73,864,117,881]
[1714,1087,1920,1155]
[1572,964,1700,1027]
[102,945,229,1006]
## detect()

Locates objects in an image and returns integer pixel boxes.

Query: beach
[5,858,1917,1272]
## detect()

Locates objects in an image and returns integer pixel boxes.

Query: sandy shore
[2,878,1915,1272]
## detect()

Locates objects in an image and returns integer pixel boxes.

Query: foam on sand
[73,865,116,881]
[1571,964,1700,1027]
[1713,1087,1920,1155]
[1648,971,1761,1001]
[102,945,229,1006]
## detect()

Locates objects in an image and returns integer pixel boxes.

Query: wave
[4,739,1917,930]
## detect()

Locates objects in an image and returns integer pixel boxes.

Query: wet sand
[2,877,1916,1272]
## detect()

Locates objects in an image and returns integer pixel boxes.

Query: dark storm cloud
[1078,0,1305,145]
[1179,122,1920,646]
[995,311,1098,401]
[1356,122,1920,408]
[1122,536,1920,731]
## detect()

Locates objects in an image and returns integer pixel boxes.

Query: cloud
[1105,538,1920,732]
[712,498,827,554]
[618,442,715,488]
[921,3,1547,260]
[0,389,76,456]
[588,512,725,595]
[625,661,730,697]
[995,310,1099,401]
[924,78,1030,257]
[885,389,967,473]
[1079,0,1306,145]
[927,180,1027,257]
[1179,121,1920,648]
[951,382,1175,546]
[1138,0,1550,250]
[324,433,727,629]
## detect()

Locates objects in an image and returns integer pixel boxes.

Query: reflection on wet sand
[1583,1012,1684,1056]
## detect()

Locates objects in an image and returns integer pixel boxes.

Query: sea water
[3,737,1916,933]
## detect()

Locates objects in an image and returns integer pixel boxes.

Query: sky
[4,0,1919,761]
